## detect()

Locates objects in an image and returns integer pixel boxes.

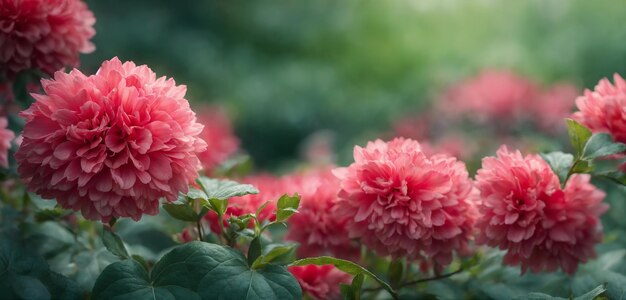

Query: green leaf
[248,237,262,267]
[208,198,228,216]
[290,256,396,299]
[114,241,302,299]
[12,275,51,300]
[566,118,592,158]
[340,283,355,300]
[573,284,607,300]
[163,202,202,222]
[540,152,574,183]
[92,260,200,300]
[583,133,626,160]
[186,187,208,200]
[197,177,259,201]
[150,242,301,300]
[351,274,365,300]
[102,228,130,259]
[276,194,301,222]
[252,244,296,269]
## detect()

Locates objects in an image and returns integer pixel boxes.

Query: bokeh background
[83,0,626,170]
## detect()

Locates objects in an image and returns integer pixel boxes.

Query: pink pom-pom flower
[15,57,207,222]
[195,106,239,174]
[438,69,538,123]
[0,0,95,78]
[284,168,360,261]
[288,265,351,300]
[0,117,14,168]
[334,138,477,269]
[475,146,607,274]
[573,73,626,144]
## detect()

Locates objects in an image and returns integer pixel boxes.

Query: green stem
[563,159,581,187]
[196,221,204,242]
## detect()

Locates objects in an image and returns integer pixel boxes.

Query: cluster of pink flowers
[195,106,239,174]
[0,117,14,168]
[438,69,578,129]
[288,265,351,300]
[284,168,360,261]
[573,73,626,144]
[15,57,207,222]
[475,146,607,273]
[204,174,282,234]
[0,0,95,78]
[334,138,477,270]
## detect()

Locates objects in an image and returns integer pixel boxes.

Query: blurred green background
[83,0,626,169]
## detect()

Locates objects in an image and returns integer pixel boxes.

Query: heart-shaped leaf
[91,259,200,300]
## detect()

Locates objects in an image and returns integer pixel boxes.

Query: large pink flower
[204,174,282,234]
[195,106,239,174]
[573,73,626,144]
[288,265,351,300]
[284,168,360,261]
[0,117,14,168]
[15,57,207,222]
[0,0,95,78]
[475,146,607,274]
[438,69,538,122]
[334,138,476,269]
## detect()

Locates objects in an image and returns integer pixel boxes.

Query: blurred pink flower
[334,138,477,269]
[288,265,351,300]
[284,168,360,261]
[438,69,538,122]
[195,106,239,174]
[573,73,626,144]
[15,57,207,222]
[0,0,95,77]
[533,83,578,131]
[0,117,14,167]
[475,146,607,274]
[204,174,282,234]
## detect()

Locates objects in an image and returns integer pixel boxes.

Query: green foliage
[566,119,593,159]
[102,228,130,259]
[0,237,82,300]
[541,152,574,183]
[275,194,300,222]
[582,133,626,160]
[514,284,606,300]
[93,241,301,300]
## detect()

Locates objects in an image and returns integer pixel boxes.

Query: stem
[196,221,204,242]
[396,268,464,288]
[563,159,581,187]
[363,268,464,294]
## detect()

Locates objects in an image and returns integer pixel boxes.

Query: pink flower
[284,168,360,261]
[15,57,207,222]
[475,146,607,274]
[288,265,351,300]
[533,83,578,131]
[0,0,95,78]
[195,106,239,174]
[204,174,282,234]
[334,138,477,269]
[439,69,538,122]
[573,73,626,144]
[0,117,14,167]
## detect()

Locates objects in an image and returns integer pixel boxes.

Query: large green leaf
[91,260,200,300]
[582,133,626,160]
[290,256,396,299]
[95,241,301,300]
